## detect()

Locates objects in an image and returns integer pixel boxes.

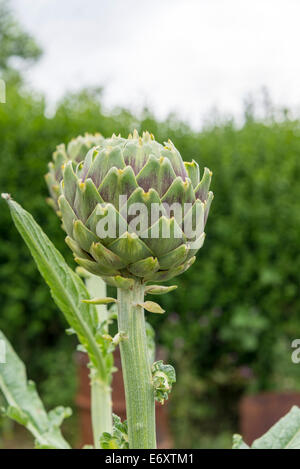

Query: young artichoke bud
[58,130,213,287]
[45,133,105,213]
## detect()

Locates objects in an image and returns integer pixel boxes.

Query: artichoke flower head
[47,130,213,289]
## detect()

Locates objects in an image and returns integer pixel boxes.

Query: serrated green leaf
[100,414,129,449]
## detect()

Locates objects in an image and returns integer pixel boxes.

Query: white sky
[11,0,300,127]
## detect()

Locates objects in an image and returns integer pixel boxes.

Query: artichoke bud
[47,131,213,287]
[45,133,105,213]
[152,360,176,404]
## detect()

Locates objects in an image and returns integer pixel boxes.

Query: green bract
[48,130,213,287]
[45,133,105,213]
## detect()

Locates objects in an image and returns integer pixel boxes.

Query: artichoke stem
[117,281,156,449]
[91,377,112,449]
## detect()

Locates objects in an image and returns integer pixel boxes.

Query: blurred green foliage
[1,0,300,449]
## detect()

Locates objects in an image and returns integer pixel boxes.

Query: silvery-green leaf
[252,406,300,449]
[0,330,71,449]
[232,406,300,450]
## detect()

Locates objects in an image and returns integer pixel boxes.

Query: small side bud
[151,360,176,405]
[145,285,178,296]
[137,301,165,314]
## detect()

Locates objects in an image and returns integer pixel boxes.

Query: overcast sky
[12,0,300,127]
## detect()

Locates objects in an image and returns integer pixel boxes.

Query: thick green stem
[117,281,156,449]
[86,274,113,448]
[91,377,112,449]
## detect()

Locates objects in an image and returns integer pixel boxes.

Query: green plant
[0,194,117,448]
[53,130,212,448]
[0,129,213,449]
[45,133,159,447]
[2,3,300,443]
[100,414,129,449]
[2,191,299,451]
[0,330,71,449]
